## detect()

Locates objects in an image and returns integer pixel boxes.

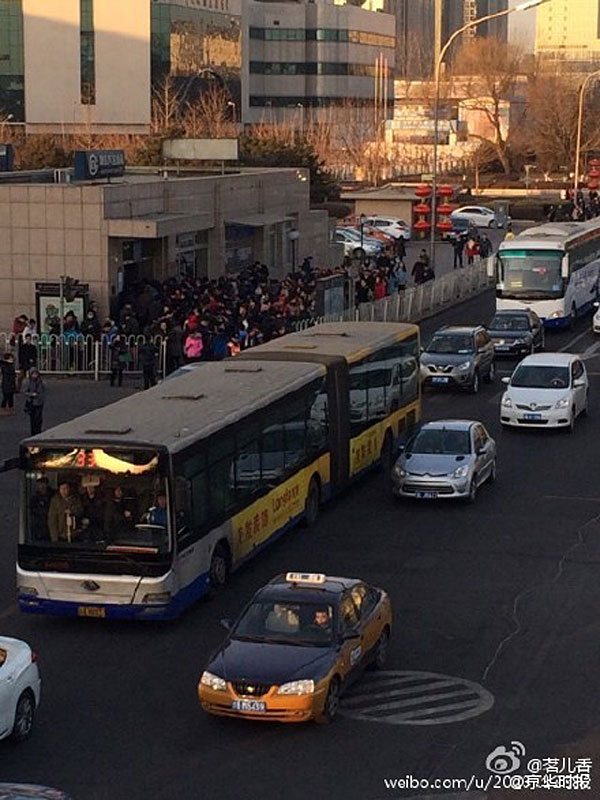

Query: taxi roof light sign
[285,572,327,585]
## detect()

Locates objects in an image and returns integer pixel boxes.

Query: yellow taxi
[198,572,392,723]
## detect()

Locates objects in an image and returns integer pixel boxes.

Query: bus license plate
[524,413,541,421]
[431,377,449,385]
[231,700,266,712]
[77,606,105,618]
[416,491,438,499]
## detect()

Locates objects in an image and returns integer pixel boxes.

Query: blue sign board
[73,150,125,181]
[0,144,14,172]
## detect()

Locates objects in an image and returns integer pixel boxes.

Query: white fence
[294,261,492,331]
[0,333,168,380]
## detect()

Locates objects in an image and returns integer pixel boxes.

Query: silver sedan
[391,419,496,503]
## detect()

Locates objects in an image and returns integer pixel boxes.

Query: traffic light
[63,276,80,303]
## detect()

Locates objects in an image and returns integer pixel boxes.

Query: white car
[451,206,505,229]
[593,302,600,333]
[0,636,41,742]
[335,229,382,258]
[362,216,411,241]
[500,353,588,432]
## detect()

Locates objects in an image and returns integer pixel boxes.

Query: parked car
[420,325,495,394]
[361,216,411,241]
[0,786,72,800]
[391,419,496,503]
[0,636,41,742]
[487,310,545,356]
[500,352,588,432]
[335,228,383,259]
[451,206,507,229]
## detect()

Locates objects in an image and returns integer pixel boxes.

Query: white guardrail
[294,260,492,330]
[0,333,168,380]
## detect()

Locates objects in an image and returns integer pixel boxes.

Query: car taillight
[31,650,39,664]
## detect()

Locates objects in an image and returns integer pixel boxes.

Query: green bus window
[190,472,209,530]
[208,436,236,520]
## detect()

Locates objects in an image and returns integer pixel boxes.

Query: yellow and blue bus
[17,322,419,620]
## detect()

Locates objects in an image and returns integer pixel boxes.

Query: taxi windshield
[232,601,335,647]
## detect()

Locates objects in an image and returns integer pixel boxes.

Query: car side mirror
[594,302,600,308]
[220,617,232,631]
[397,444,405,453]
[501,377,510,385]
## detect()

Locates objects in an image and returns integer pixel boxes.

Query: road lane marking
[544,495,600,503]
[339,670,494,726]
[559,328,593,352]
[581,341,600,360]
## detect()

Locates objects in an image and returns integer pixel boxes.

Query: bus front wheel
[209,544,230,591]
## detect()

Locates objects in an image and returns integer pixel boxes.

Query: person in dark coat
[138,335,159,390]
[109,335,129,388]
[411,259,426,285]
[166,321,184,375]
[17,334,37,392]
[81,484,105,541]
[452,237,465,269]
[80,310,102,340]
[29,477,51,540]
[0,353,17,413]
[24,368,45,435]
[104,486,136,540]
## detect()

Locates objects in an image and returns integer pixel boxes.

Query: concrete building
[535,0,600,71]
[244,0,395,125]
[0,168,337,330]
[0,0,151,133]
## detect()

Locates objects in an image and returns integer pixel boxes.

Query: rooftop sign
[74,149,125,181]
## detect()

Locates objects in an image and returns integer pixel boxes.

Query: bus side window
[208,435,236,521]
[261,411,285,487]
[235,424,262,502]
[175,476,192,533]
[307,379,328,454]
[283,396,307,474]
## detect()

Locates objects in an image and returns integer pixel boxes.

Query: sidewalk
[0,375,138,464]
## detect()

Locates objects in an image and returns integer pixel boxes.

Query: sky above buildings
[508,0,536,49]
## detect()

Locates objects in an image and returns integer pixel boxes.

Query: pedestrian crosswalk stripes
[339,670,494,726]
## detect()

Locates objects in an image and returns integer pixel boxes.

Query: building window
[80,0,96,105]
[0,0,25,121]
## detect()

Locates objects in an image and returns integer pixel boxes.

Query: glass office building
[0,0,25,121]
[151,0,241,106]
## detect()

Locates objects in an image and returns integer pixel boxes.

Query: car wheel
[488,219,496,229]
[467,475,478,504]
[303,477,321,527]
[470,370,480,394]
[488,459,497,484]
[485,362,495,383]
[209,543,230,591]
[353,247,365,260]
[370,628,390,670]
[317,677,341,724]
[11,690,35,742]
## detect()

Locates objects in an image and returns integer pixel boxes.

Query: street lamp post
[359,213,366,252]
[430,0,549,270]
[574,69,600,194]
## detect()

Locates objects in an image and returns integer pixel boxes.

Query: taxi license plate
[524,413,541,421]
[77,606,105,618]
[231,700,266,712]
[431,377,449,385]
[416,491,438,499]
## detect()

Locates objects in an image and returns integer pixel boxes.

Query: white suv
[362,216,411,241]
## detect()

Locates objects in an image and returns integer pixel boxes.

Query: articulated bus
[17,322,420,620]
[494,220,600,327]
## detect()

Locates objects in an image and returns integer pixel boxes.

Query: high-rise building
[535,0,600,71]
[395,0,508,79]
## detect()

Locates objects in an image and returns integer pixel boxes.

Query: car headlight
[550,310,563,319]
[393,463,406,479]
[513,338,527,345]
[453,465,469,478]
[276,679,315,695]
[555,397,570,409]
[502,395,513,408]
[200,671,227,692]
[458,361,471,371]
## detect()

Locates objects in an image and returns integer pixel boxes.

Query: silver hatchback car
[391,420,496,503]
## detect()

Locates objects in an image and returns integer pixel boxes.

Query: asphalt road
[2,291,600,800]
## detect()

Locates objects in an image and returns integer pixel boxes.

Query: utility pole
[434,0,443,72]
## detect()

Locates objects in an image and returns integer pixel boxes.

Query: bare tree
[182,83,237,139]
[151,75,185,136]
[451,38,527,175]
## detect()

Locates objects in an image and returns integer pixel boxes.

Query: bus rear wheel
[303,477,321,528]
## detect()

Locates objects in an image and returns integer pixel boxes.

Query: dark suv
[420,325,495,393]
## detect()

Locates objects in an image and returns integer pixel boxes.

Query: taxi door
[338,594,364,685]
[350,584,382,664]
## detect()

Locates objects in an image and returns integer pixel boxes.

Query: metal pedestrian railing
[293,261,492,331]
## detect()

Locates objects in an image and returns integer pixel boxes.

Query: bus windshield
[497,250,564,299]
[22,446,170,554]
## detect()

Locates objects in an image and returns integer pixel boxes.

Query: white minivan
[500,353,588,432]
